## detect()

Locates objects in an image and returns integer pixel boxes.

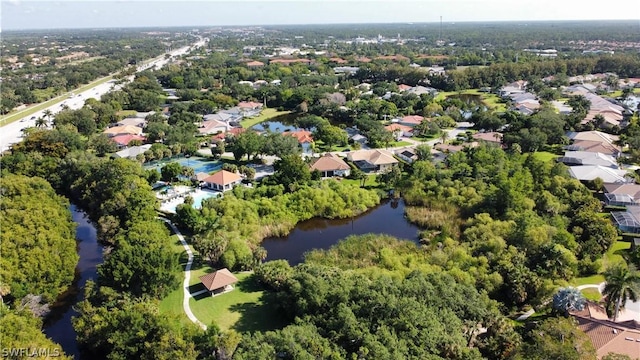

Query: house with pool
[202,170,243,192]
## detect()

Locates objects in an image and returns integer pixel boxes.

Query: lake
[262,199,421,265]
[44,205,103,360]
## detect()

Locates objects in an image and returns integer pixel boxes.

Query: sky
[2,0,639,31]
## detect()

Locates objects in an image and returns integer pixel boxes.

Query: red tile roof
[238,101,263,109]
[111,134,146,146]
[400,115,425,125]
[202,170,242,186]
[284,130,314,144]
[199,268,238,291]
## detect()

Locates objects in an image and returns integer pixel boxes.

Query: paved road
[0,37,206,153]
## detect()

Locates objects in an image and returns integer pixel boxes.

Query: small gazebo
[199,268,238,296]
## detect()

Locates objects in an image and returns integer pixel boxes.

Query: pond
[251,112,305,133]
[262,199,421,265]
[44,205,103,360]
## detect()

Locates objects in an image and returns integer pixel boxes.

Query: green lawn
[581,288,602,302]
[571,240,631,287]
[0,75,114,126]
[188,271,287,332]
[603,240,631,268]
[340,174,381,189]
[158,234,195,324]
[572,274,605,287]
[532,151,559,163]
[240,108,291,129]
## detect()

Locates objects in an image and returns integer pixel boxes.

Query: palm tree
[440,130,449,144]
[35,117,47,128]
[603,263,640,322]
[43,109,53,126]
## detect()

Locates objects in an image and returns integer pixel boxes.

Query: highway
[0,37,206,153]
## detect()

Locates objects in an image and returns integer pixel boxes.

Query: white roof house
[113,144,152,159]
[568,165,631,184]
[558,151,619,168]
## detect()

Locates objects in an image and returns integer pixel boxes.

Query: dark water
[44,205,103,360]
[262,199,420,265]
[251,112,304,133]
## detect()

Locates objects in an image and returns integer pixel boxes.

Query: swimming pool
[160,189,220,213]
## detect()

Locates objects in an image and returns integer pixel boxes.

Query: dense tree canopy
[0,174,78,304]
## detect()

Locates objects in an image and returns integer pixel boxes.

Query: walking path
[159,218,207,330]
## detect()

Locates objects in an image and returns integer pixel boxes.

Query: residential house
[570,302,640,359]
[113,144,152,159]
[434,142,478,154]
[284,130,314,153]
[395,148,418,163]
[246,60,264,68]
[198,120,229,135]
[111,134,146,148]
[310,153,351,178]
[117,117,148,128]
[404,85,438,96]
[347,149,398,173]
[472,132,503,145]
[350,134,367,146]
[566,131,621,157]
[385,124,413,140]
[612,205,640,233]
[202,170,243,192]
[398,115,425,127]
[199,268,238,296]
[604,183,640,202]
[567,165,631,184]
[557,151,619,168]
[237,101,263,117]
[204,112,240,124]
[103,125,144,137]
[334,66,360,75]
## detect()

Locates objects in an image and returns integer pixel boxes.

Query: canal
[44,205,103,360]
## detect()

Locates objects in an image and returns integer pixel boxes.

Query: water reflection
[262,199,420,265]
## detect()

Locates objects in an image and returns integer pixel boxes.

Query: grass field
[340,174,381,189]
[573,274,605,287]
[188,271,286,332]
[0,75,114,127]
[581,288,602,301]
[532,151,559,163]
[240,109,291,129]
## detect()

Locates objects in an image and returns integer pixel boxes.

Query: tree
[519,317,596,360]
[552,287,586,315]
[43,109,53,126]
[415,144,432,161]
[161,161,182,182]
[0,174,78,304]
[193,228,229,265]
[35,117,47,128]
[350,167,368,188]
[211,140,225,159]
[603,264,640,322]
[376,165,402,189]
[0,309,71,359]
[271,154,312,191]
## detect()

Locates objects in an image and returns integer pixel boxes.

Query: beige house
[310,153,351,178]
[202,170,242,192]
[103,125,143,137]
[347,149,398,173]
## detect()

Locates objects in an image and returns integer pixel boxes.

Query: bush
[254,260,292,291]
